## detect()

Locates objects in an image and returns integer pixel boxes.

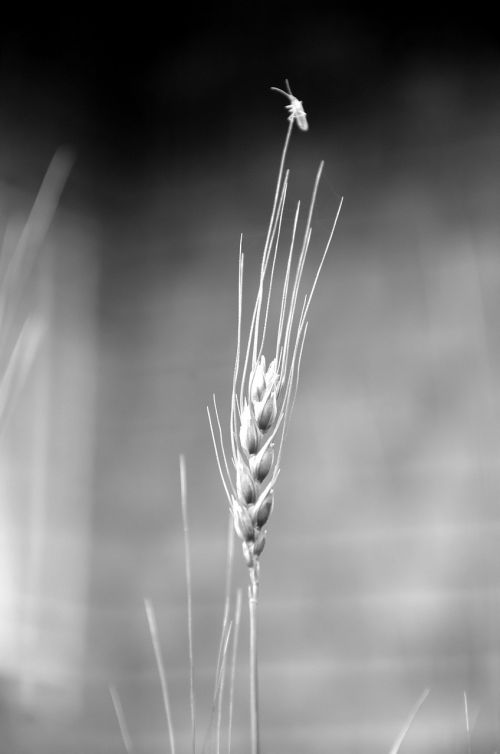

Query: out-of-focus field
[1,74,500,753]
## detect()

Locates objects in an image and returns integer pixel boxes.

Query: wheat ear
[209,82,342,754]
[208,154,342,579]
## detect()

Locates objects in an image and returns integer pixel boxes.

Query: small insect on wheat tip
[271,78,309,131]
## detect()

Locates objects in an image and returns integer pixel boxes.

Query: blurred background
[1,7,500,753]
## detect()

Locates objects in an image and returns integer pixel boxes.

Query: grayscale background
[1,9,500,753]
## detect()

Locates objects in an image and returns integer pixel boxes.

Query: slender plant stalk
[109,683,134,754]
[388,688,429,754]
[464,690,472,754]
[214,597,231,702]
[223,512,235,627]
[227,589,243,754]
[249,565,260,754]
[0,148,73,431]
[144,597,176,754]
[180,454,196,754]
[202,617,233,753]
[215,597,231,754]
[216,616,232,754]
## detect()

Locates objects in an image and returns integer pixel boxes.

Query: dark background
[2,8,500,754]
[2,9,499,174]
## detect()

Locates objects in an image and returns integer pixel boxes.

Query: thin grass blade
[388,688,430,754]
[144,597,176,754]
[109,684,134,754]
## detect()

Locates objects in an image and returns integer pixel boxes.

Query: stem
[249,563,260,754]
[179,455,196,754]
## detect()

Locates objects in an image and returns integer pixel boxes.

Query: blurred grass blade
[0,148,73,294]
[202,617,233,754]
[144,597,176,754]
[388,688,429,754]
[109,684,134,754]
[0,149,73,430]
[464,690,472,754]
[0,316,44,429]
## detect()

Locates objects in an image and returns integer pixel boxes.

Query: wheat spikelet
[208,99,342,575]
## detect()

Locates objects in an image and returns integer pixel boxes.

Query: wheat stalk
[208,82,342,754]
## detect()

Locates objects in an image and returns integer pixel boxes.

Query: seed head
[208,99,343,571]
